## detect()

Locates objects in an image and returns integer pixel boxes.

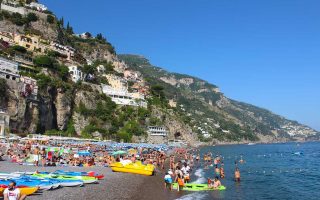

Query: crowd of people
[164,150,243,192]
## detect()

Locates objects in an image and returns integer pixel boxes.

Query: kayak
[110,161,154,176]
[0,186,39,196]
[172,183,226,191]
[32,174,97,184]
[54,170,104,180]
[0,178,53,190]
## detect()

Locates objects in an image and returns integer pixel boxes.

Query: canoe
[110,162,154,176]
[0,186,38,196]
[172,183,226,191]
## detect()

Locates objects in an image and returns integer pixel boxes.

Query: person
[164,172,173,190]
[212,177,221,189]
[220,165,225,179]
[40,148,46,167]
[181,163,191,183]
[235,168,241,182]
[196,154,200,165]
[175,173,184,192]
[215,165,220,178]
[3,181,26,200]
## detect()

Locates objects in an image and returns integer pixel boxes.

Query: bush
[26,13,38,23]
[11,12,26,26]
[46,15,54,24]
[8,45,27,54]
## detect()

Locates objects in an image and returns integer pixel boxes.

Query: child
[164,172,173,190]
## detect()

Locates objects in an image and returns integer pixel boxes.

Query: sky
[41,0,320,131]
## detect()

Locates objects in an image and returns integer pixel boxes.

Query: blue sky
[41,0,320,131]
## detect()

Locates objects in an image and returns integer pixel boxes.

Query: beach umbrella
[128,149,137,155]
[112,150,127,156]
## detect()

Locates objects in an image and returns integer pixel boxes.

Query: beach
[0,161,172,200]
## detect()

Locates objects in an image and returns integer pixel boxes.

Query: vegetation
[46,15,54,24]
[0,78,8,106]
[0,11,38,26]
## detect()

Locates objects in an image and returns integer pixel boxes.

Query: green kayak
[172,183,226,191]
[32,173,97,184]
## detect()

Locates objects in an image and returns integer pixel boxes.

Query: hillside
[119,54,319,143]
[0,1,318,145]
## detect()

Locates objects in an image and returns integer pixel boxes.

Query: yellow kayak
[0,187,39,196]
[110,161,154,176]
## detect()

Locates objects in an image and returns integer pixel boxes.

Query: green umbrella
[112,150,127,156]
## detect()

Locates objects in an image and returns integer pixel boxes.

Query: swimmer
[234,167,241,182]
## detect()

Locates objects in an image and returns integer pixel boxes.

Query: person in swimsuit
[235,167,241,182]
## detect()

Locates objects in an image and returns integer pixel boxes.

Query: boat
[248,143,256,145]
[0,186,39,196]
[110,161,154,176]
[172,183,226,191]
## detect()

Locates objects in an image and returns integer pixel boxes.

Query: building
[0,31,15,45]
[0,56,20,81]
[169,99,177,108]
[50,42,75,60]
[147,126,168,136]
[0,109,10,137]
[19,76,38,99]
[102,85,147,108]
[13,34,50,53]
[105,74,127,90]
[68,66,84,82]
[27,2,47,11]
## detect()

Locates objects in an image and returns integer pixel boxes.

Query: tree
[151,85,165,98]
[46,15,54,24]
[26,12,38,23]
[59,17,64,27]
[33,55,55,68]
[66,22,73,34]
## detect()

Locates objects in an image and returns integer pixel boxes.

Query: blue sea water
[176,142,320,200]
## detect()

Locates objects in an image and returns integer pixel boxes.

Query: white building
[50,42,75,60]
[28,2,48,11]
[68,66,84,82]
[0,57,20,81]
[102,85,147,108]
[147,126,168,136]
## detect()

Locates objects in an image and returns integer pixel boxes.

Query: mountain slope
[119,54,319,142]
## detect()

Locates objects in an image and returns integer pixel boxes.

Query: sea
[176,142,320,200]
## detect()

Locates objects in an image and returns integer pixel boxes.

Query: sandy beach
[0,161,179,200]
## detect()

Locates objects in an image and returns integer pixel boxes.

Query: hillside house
[105,74,127,90]
[14,34,50,53]
[0,31,15,45]
[19,76,38,99]
[50,42,75,60]
[0,56,20,81]
[147,126,168,136]
[102,85,147,108]
[27,2,47,11]
[68,66,84,82]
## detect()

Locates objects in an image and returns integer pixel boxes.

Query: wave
[175,192,208,200]
[192,168,206,184]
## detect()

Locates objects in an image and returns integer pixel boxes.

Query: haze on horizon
[41,0,320,131]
